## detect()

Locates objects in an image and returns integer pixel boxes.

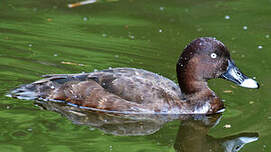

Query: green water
[0,0,270,151]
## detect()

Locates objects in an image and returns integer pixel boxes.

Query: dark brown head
[176,37,259,94]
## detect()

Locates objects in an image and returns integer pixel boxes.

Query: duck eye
[210,53,217,59]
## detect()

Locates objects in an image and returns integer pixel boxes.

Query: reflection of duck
[9,37,259,114]
[174,117,258,152]
[35,100,168,136]
[36,100,258,152]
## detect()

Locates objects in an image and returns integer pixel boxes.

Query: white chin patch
[240,78,259,88]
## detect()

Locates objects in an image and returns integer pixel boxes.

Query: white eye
[211,53,217,59]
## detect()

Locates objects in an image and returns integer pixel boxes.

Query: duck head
[176,37,259,95]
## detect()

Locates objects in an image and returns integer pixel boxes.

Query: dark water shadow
[35,100,258,152]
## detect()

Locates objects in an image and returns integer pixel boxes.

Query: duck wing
[87,68,182,104]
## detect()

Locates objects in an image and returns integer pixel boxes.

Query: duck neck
[176,66,210,95]
[176,63,224,113]
[179,78,212,97]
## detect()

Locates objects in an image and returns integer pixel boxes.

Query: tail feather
[8,73,90,101]
[8,84,40,100]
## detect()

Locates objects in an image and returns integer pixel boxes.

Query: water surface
[0,0,270,151]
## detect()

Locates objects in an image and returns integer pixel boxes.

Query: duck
[9,37,259,114]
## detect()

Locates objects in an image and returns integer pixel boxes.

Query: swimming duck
[9,37,259,114]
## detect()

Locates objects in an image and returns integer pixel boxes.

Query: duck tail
[7,83,41,100]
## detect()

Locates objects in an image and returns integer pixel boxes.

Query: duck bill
[220,60,259,89]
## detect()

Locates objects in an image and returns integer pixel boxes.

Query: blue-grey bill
[220,60,259,89]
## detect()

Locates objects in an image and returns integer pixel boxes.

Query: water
[0,0,270,151]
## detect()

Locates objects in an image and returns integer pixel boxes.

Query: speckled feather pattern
[10,68,201,113]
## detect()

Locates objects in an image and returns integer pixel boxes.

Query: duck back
[9,68,183,112]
